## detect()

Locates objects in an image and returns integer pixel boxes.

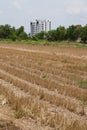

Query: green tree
[9,27,17,41]
[35,31,47,39]
[80,25,87,43]
[0,24,11,39]
[16,26,24,35]
[18,32,28,40]
[66,25,78,41]
[56,26,66,40]
[73,26,82,40]
[16,26,28,40]
[47,30,57,41]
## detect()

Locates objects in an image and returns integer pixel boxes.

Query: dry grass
[0,44,87,129]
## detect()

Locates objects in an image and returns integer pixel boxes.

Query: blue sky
[0,0,87,33]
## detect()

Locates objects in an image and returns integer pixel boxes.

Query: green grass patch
[0,39,87,47]
[79,80,87,89]
[14,109,26,119]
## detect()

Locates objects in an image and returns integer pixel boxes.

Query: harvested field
[0,43,87,130]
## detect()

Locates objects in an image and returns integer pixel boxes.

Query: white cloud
[66,0,87,15]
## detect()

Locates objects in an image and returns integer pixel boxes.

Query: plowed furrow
[0,62,81,89]
[0,69,86,116]
[2,61,87,88]
[0,63,87,102]
[0,79,87,130]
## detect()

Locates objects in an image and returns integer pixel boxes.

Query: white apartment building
[30,19,51,36]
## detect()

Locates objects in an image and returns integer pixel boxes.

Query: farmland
[0,43,87,130]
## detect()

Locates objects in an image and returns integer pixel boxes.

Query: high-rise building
[30,20,51,36]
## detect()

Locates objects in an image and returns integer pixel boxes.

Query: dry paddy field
[0,43,87,130]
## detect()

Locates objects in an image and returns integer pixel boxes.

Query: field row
[0,48,87,87]
[0,62,87,102]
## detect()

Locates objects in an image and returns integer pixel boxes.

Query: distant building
[30,19,51,36]
[75,25,82,28]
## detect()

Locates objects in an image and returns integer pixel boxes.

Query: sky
[0,0,87,33]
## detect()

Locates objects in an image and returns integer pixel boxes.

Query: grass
[41,73,48,79]
[0,43,87,129]
[79,80,87,89]
[0,39,87,47]
[14,109,26,119]
[61,58,68,63]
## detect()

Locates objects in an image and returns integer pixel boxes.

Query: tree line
[0,24,87,43]
[0,24,28,41]
[34,25,87,43]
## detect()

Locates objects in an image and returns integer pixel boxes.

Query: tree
[16,26,28,40]
[18,32,28,40]
[80,25,87,43]
[35,31,47,39]
[16,26,24,35]
[0,24,11,39]
[56,26,66,40]
[66,25,78,41]
[73,26,82,40]
[46,30,57,41]
[0,25,28,41]
[9,27,16,41]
